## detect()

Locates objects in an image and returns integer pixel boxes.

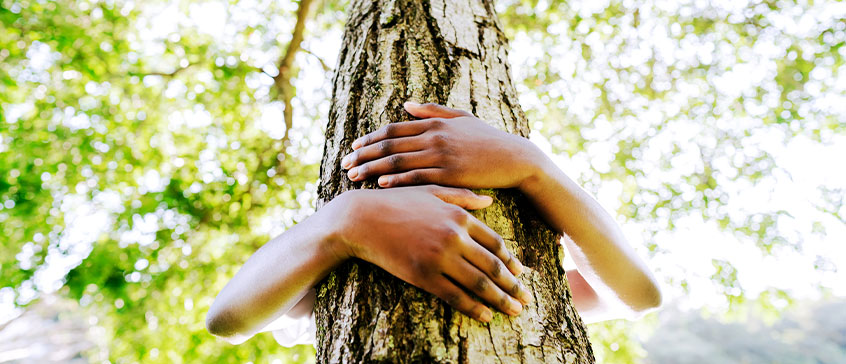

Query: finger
[426,185,493,210]
[352,120,431,150]
[377,169,444,189]
[347,151,437,182]
[467,218,525,278]
[342,135,427,170]
[404,101,473,119]
[462,234,532,305]
[427,275,493,322]
[443,254,524,317]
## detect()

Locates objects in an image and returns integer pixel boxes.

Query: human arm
[205,185,533,343]
[517,148,662,321]
[205,193,349,345]
[341,102,662,322]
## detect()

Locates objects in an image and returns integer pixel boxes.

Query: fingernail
[509,298,523,316]
[352,139,362,150]
[378,175,390,186]
[341,155,351,169]
[404,101,420,108]
[480,308,492,322]
[521,285,533,304]
[347,167,359,180]
[514,258,524,276]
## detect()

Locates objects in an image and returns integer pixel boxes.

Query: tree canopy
[1,0,844,363]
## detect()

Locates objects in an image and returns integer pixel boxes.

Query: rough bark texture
[314,0,595,362]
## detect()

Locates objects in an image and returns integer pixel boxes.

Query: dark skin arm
[206,185,532,343]
[341,102,662,321]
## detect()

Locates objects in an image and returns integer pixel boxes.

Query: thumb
[404,101,473,119]
[426,186,493,210]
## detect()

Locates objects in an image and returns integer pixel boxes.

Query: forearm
[519,148,662,315]
[206,195,349,343]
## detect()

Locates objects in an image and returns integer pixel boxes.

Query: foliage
[498,0,845,359]
[1,0,844,362]
[1,0,331,361]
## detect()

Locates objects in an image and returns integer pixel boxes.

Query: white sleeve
[262,289,317,347]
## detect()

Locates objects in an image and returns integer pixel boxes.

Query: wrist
[515,138,555,194]
[321,190,363,264]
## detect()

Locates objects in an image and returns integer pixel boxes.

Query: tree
[2,0,844,362]
[312,0,594,362]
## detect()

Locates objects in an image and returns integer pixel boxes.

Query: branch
[240,0,317,203]
[300,47,333,72]
[273,0,316,149]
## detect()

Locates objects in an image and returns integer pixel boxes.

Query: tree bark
[314,0,595,362]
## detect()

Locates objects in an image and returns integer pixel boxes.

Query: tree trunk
[314,0,595,362]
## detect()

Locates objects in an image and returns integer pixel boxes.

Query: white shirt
[262,288,317,347]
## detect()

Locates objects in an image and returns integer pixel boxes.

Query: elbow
[205,311,225,336]
[206,310,249,344]
[644,274,664,309]
[641,287,663,312]
[631,278,663,315]
[206,309,235,337]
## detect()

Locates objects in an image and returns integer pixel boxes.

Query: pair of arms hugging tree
[206,102,663,345]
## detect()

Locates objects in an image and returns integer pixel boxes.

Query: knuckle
[378,140,393,153]
[510,281,521,296]
[383,123,396,137]
[441,227,463,246]
[442,290,462,307]
[490,258,503,279]
[445,228,462,243]
[429,119,445,129]
[431,133,449,147]
[496,237,508,255]
[499,294,509,310]
[388,154,403,168]
[451,208,470,225]
[409,171,426,185]
[473,275,488,293]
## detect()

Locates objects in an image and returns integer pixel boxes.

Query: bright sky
[3,0,845,326]
[504,0,846,313]
[533,130,846,311]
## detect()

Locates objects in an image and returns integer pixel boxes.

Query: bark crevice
[315,1,595,362]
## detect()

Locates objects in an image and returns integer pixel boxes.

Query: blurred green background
[1,0,845,363]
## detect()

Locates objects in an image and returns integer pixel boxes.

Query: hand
[340,102,545,190]
[331,185,533,322]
